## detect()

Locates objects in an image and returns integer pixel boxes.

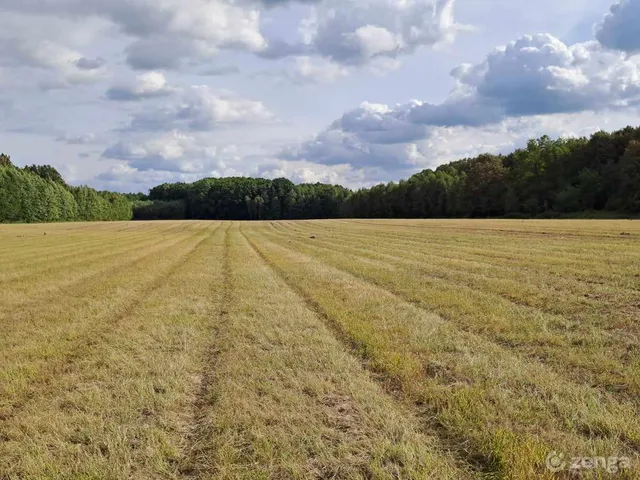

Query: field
[0,220,639,479]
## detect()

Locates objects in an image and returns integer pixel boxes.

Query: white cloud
[125,86,276,132]
[95,156,366,193]
[293,0,462,65]
[0,11,111,90]
[0,0,464,87]
[450,35,640,117]
[596,0,640,55]
[0,37,109,89]
[306,33,640,147]
[282,124,430,171]
[1,0,268,70]
[4,0,640,194]
[329,101,428,144]
[98,130,365,191]
[106,72,176,101]
[102,130,239,174]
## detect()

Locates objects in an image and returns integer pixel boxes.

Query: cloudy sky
[1,0,639,192]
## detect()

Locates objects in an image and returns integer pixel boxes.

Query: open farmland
[1,220,639,479]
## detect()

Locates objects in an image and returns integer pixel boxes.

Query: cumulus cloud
[0,0,466,82]
[387,34,640,131]
[0,36,109,89]
[290,0,462,65]
[95,155,365,193]
[106,72,176,101]
[102,130,240,174]
[282,123,430,170]
[0,10,113,90]
[280,0,640,179]
[125,85,276,132]
[306,33,640,149]
[100,126,381,192]
[97,131,337,191]
[329,101,429,144]
[596,0,640,55]
[446,35,640,118]
[1,0,267,70]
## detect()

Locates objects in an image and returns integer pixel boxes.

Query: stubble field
[0,219,639,479]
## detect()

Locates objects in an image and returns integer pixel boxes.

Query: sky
[0,0,639,193]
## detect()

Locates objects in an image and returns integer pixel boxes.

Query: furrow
[264,225,640,401]
[248,225,640,479]
[0,223,216,427]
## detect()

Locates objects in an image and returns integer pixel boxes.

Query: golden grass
[180,223,469,479]
[0,219,638,479]
[262,222,640,402]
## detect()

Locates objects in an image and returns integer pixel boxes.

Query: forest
[1,125,639,223]
[134,178,350,220]
[345,127,640,218]
[0,154,132,223]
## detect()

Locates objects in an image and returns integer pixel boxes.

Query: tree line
[344,127,640,218]
[0,155,132,223]
[1,125,639,223]
[137,126,640,220]
[134,177,350,220]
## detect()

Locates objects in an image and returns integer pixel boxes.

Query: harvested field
[1,220,639,479]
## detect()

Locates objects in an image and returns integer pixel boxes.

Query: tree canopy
[342,127,640,218]
[0,163,132,223]
[136,177,349,220]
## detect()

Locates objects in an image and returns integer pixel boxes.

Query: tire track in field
[335,219,638,240]
[0,224,201,316]
[0,224,187,284]
[265,224,640,393]
[274,220,638,295]
[269,223,640,329]
[0,224,217,426]
[238,226,495,478]
[178,223,232,479]
[266,224,640,395]
[268,223,640,352]
[246,229,640,465]
[286,221,640,282]
[307,220,640,266]
[0,224,217,352]
[276,220,633,275]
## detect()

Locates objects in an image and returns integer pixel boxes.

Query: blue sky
[0,0,638,192]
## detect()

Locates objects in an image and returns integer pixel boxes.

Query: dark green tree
[0,153,12,168]
[24,165,67,186]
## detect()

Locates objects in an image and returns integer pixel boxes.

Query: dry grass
[0,219,638,479]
